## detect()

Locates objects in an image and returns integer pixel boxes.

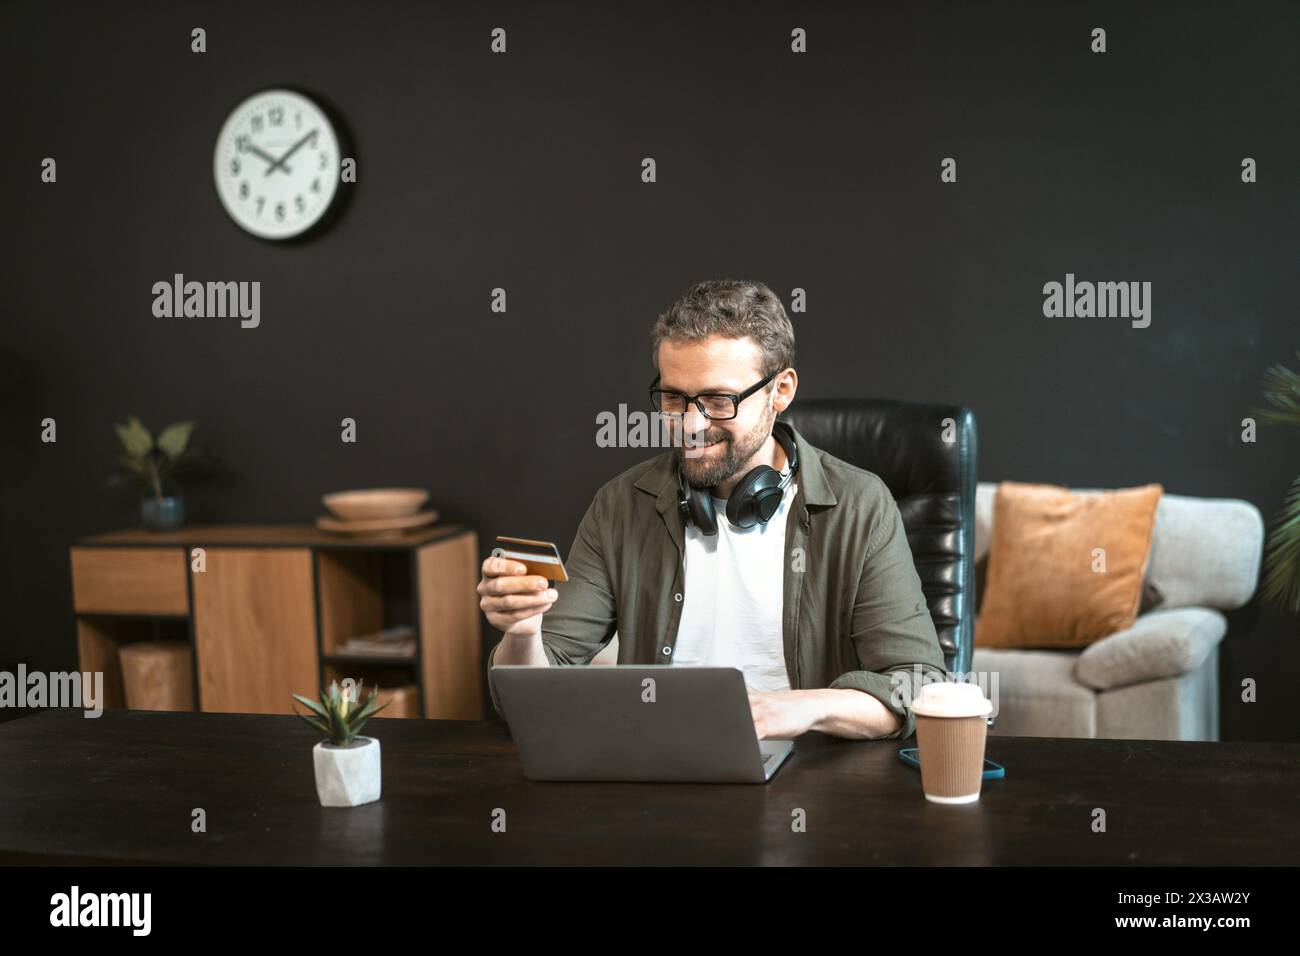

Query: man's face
[657,337,779,490]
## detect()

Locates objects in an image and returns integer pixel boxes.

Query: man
[480,278,948,740]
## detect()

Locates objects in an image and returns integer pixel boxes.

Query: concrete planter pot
[313,736,381,807]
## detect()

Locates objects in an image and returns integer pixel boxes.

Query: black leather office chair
[780,399,978,676]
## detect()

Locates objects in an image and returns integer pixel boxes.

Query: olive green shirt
[487,422,949,739]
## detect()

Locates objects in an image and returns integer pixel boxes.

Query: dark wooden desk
[1,709,1296,865]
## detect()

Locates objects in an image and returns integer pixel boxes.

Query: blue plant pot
[141,495,185,531]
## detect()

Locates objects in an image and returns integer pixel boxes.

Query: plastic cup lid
[911,681,993,718]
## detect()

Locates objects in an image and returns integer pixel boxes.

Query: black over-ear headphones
[677,420,799,536]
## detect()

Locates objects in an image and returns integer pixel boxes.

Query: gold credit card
[492,536,569,582]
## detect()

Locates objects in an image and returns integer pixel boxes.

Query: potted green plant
[114,416,196,531]
[1251,351,1300,613]
[293,681,389,807]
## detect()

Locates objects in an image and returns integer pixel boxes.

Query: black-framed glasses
[648,368,780,421]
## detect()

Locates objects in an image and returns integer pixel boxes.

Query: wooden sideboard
[69,524,483,719]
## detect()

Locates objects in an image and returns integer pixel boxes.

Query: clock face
[213,88,341,239]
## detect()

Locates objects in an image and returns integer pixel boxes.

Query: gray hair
[651,279,796,380]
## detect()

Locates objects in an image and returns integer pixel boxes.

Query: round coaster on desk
[315,510,439,536]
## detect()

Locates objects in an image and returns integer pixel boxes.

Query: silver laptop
[491,665,794,783]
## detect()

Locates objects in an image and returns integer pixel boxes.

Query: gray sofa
[971,482,1264,741]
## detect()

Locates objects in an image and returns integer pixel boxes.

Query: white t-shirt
[671,481,798,692]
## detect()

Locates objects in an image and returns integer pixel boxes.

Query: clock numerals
[216,90,340,239]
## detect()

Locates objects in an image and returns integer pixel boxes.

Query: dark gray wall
[2,0,1297,739]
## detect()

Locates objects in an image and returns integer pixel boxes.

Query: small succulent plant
[293,680,390,747]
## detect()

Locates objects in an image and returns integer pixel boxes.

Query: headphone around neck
[677,420,799,536]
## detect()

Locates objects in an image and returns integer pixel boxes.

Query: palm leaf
[1250,351,1300,428]
[1260,475,1300,614]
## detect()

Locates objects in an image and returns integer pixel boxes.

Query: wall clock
[213,88,343,240]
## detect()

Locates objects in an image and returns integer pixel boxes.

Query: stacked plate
[317,488,438,536]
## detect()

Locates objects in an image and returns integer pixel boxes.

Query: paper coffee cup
[911,682,993,804]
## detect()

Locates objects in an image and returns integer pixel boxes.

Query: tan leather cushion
[974,481,1163,649]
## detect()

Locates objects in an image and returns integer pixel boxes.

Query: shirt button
[662,646,672,656]
[674,592,682,602]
